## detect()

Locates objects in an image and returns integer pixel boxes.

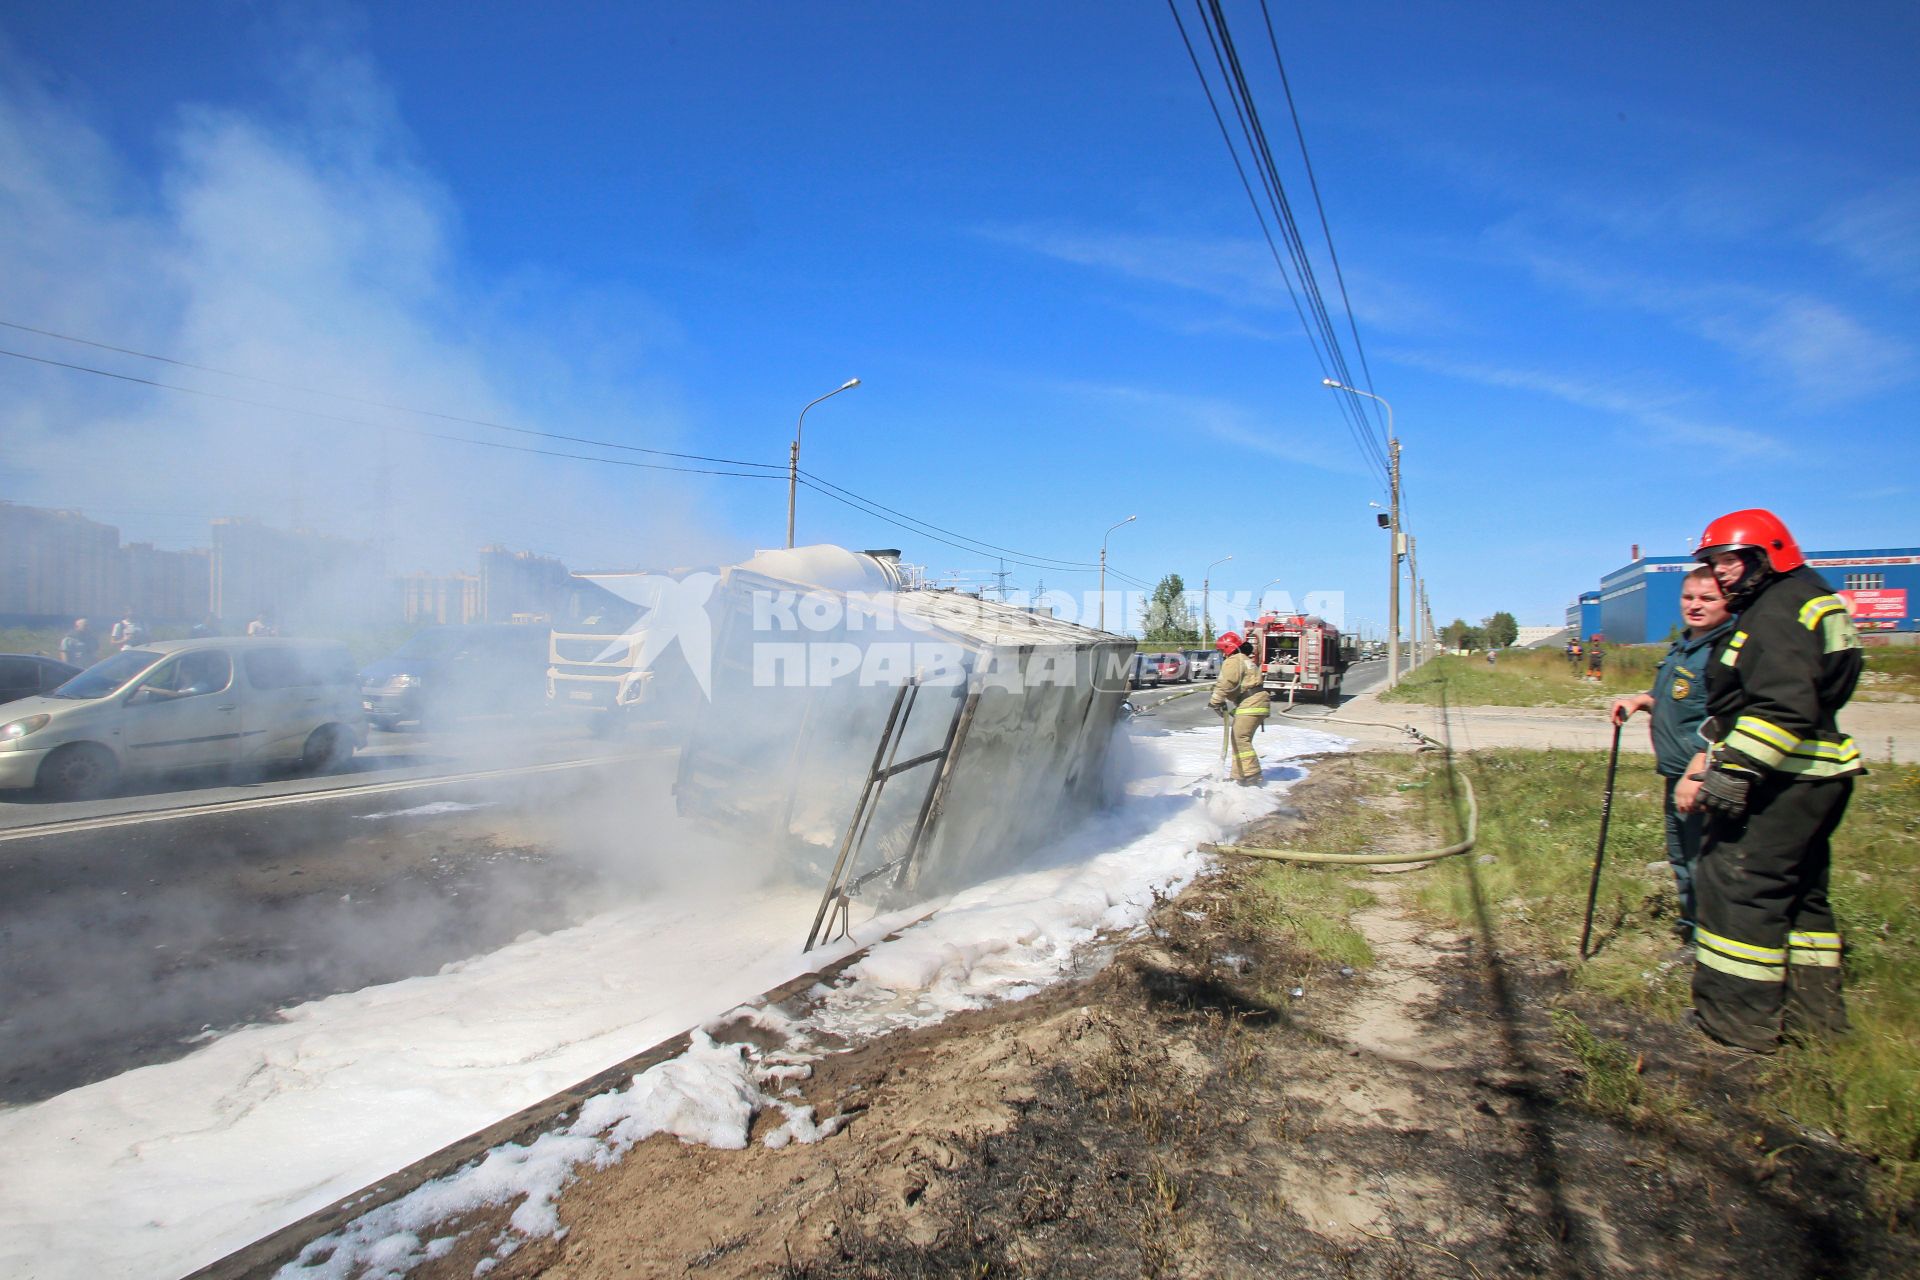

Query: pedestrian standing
[58,618,98,667]
[1609,568,1734,941]
[1207,630,1270,786]
[1688,509,1863,1053]
[1587,637,1605,680]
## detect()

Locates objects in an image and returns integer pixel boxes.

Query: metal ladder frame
[804,676,982,952]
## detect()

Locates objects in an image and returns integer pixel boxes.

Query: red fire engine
[1244,613,1347,703]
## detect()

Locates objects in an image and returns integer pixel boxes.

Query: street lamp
[1325,378,1400,688]
[786,378,861,549]
[1098,515,1135,633]
[1201,554,1232,640]
[1257,576,1285,614]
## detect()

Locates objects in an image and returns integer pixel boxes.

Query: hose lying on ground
[1199,765,1477,866]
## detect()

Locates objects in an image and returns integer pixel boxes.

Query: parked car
[1183,649,1220,684]
[1148,652,1188,684]
[360,624,548,731]
[0,655,81,707]
[0,638,366,799]
[1127,653,1161,689]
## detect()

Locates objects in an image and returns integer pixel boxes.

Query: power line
[1256,0,1387,448]
[0,318,782,471]
[1166,0,1390,486]
[3,323,1166,595]
[797,468,1100,570]
[0,346,782,479]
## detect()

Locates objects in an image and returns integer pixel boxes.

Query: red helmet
[1215,631,1244,655]
[1695,508,1804,572]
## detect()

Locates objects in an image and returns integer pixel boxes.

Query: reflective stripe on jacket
[1705,566,1863,780]
[1209,652,1271,713]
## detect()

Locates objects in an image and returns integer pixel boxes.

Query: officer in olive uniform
[1208,631,1270,785]
[1610,566,1735,940]
[1690,509,1863,1053]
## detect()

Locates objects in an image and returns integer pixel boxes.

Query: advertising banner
[1838,588,1907,620]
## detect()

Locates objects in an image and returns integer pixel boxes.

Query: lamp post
[1098,515,1136,633]
[1324,378,1400,688]
[786,378,861,549]
[1201,554,1232,640]
[1257,576,1285,615]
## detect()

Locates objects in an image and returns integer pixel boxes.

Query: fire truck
[1244,613,1347,703]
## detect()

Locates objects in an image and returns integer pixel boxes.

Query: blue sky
[1,2,1914,633]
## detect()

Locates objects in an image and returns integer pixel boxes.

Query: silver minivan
[0,638,367,799]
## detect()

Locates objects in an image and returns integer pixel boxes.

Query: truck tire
[39,742,121,800]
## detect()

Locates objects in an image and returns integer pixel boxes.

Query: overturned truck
[577,546,1135,948]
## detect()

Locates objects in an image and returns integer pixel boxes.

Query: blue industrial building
[1575,548,1920,644]
[1565,591,1601,641]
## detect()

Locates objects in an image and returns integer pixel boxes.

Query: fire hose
[1198,768,1476,865]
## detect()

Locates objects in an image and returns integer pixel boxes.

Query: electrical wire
[0,318,782,471]
[797,468,1101,571]
[0,346,782,479]
[5,323,1169,597]
[1166,0,1391,487]
[1256,0,1388,452]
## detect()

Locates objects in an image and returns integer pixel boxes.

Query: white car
[0,638,368,799]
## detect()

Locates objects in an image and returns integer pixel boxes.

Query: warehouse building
[1577,547,1919,644]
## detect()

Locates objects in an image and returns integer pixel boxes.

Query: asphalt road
[0,743,680,1105]
[0,663,1393,1104]
[1122,654,1391,733]
[0,713,644,835]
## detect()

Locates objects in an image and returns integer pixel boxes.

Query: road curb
[181,922,914,1280]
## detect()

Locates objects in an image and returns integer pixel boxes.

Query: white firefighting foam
[0,722,1344,1280]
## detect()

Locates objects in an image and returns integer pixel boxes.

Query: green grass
[1401,747,1920,1203]
[1252,863,1378,970]
[1381,647,1664,707]
[1857,645,1920,701]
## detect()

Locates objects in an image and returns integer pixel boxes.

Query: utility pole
[1323,379,1400,690]
[991,559,1011,602]
[1387,438,1402,687]
[1406,533,1421,670]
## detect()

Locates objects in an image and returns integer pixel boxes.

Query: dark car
[360,625,548,731]
[1127,653,1161,689]
[0,654,82,707]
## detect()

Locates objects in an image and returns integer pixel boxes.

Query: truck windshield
[50,648,165,699]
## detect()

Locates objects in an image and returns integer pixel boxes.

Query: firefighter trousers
[1230,705,1268,782]
[1692,777,1852,1052]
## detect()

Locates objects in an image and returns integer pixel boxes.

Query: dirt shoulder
[1296,690,1920,764]
[396,755,1917,1280]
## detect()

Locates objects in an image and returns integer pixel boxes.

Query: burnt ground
[388,757,1919,1280]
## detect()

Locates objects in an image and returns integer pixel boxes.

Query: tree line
[1440,611,1518,650]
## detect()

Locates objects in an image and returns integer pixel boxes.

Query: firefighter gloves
[1697,766,1757,819]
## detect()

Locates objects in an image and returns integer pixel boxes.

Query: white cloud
[1386,349,1793,458]
[1046,378,1377,480]
[1815,180,1920,291]
[1513,250,1914,403]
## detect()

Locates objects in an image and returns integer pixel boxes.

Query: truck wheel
[369,717,402,733]
[300,724,353,773]
[39,743,121,800]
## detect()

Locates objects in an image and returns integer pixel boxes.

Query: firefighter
[1689,508,1863,1053]
[1208,631,1270,785]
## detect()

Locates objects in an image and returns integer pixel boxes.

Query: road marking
[0,750,673,844]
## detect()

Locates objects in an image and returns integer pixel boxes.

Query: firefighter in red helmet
[1688,508,1863,1052]
[1208,630,1270,785]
